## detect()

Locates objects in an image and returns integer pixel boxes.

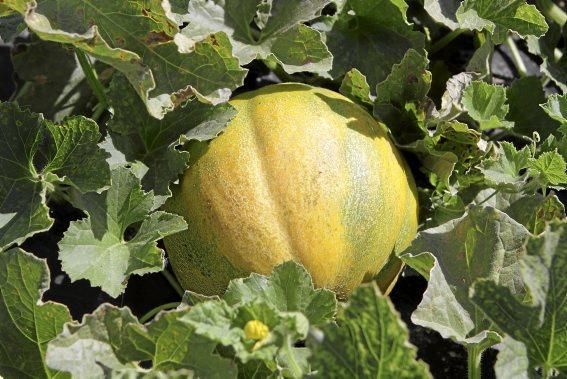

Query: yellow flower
[244,320,270,341]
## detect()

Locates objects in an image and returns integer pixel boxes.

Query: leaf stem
[430,29,465,54]
[139,302,180,324]
[467,345,482,379]
[536,0,567,27]
[505,36,527,78]
[162,269,184,297]
[75,49,108,111]
[10,81,33,103]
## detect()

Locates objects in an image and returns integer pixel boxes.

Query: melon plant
[164,83,418,297]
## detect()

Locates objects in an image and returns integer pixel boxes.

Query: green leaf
[0,248,72,379]
[223,261,337,326]
[339,68,373,109]
[401,206,530,348]
[527,150,567,188]
[0,102,110,251]
[58,167,187,297]
[493,336,530,379]
[424,0,460,30]
[12,40,94,122]
[527,24,566,93]
[461,80,513,130]
[182,0,332,74]
[309,282,431,378]
[4,0,246,119]
[480,142,531,189]
[507,76,561,139]
[456,0,548,43]
[472,221,567,377]
[540,93,567,126]
[374,49,432,139]
[107,74,236,197]
[0,12,23,43]
[46,304,236,378]
[325,0,425,89]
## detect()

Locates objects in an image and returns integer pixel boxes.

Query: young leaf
[46,304,236,378]
[0,248,72,379]
[480,142,531,189]
[461,80,513,130]
[540,93,567,126]
[0,103,110,251]
[472,221,567,377]
[58,167,187,297]
[401,206,530,348]
[325,0,425,89]
[456,0,548,43]
[3,0,246,119]
[339,68,373,109]
[223,261,337,326]
[107,74,237,197]
[309,282,431,378]
[182,0,332,74]
[527,151,567,188]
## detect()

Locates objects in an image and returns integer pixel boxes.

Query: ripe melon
[164,83,418,298]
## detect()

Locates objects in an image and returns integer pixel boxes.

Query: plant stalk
[75,49,108,113]
[505,36,528,77]
[139,302,180,324]
[536,0,567,27]
[162,269,184,297]
[467,345,482,379]
[430,29,465,54]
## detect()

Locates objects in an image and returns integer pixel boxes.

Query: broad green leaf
[12,40,94,122]
[461,80,513,130]
[58,167,187,297]
[472,221,567,377]
[3,0,246,119]
[339,68,373,109]
[527,24,566,92]
[401,206,530,348]
[223,261,337,326]
[456,0,548,43]
[0,248,72,379]
[540,93,567,126]
[466,38,494,78]
[309,282,431,378]
[527,151,567,188]
[325,0,425,89]
[507,76,561,139]
[182,0,332,74]
[0,103,110,250]
[424,0,460,30]
[107,74,236,197]
[46,304,235,378]
[480,142,531,189]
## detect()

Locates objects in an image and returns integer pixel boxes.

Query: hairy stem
[75,49,108,112]
[139,302,180,324]
[467,345,482,379]
[430,29,465,54]
[505,36,527,77]
[536,0,567,27]
[162,269,184,297]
